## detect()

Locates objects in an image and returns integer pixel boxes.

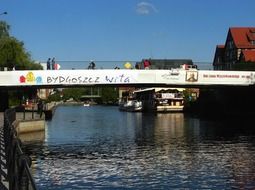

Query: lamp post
[0,12,7,16]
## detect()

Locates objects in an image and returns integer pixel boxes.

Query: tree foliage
[47,88,89,102]
[0,20,42,108]
[47,87,119,104]
[62,88,85,101]
[0,21,10,38]
[0,21,42,70]
[101,87,119,104]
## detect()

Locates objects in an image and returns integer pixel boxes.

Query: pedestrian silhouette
[47,58,51,70]
[51,57,56,70]
[88,61,96,69]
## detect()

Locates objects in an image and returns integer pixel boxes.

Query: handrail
[3,108,37,190]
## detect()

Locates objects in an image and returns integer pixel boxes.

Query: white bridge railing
[34,61,213,70]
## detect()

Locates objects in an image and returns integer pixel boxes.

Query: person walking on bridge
[51,57,56,70]
[47,58,51,70]
[88,60,96,69]
[143,59,151,69]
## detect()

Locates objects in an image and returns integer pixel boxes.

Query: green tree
[62,88,85,101]
[47,91,62,102]
[0,21,10,38]
[0,20,42,107]
[101,87,119,104]
[0,20,42,70]
[47,88,87,102]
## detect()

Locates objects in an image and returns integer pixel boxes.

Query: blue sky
[1,0,255,66]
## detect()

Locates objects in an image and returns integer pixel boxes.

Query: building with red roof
[239,49,255,62]
[213,45,225,70]
[213,27,255,70]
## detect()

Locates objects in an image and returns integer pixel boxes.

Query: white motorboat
[119,100,142,112]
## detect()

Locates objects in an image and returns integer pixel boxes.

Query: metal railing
[37,60,213,70]
[3,108,37,190]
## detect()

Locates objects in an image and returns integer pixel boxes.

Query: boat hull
[156,105,184,112]
[119,100,142,112]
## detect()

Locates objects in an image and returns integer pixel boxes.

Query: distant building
[213,45,225,70]
[213,27,255,70]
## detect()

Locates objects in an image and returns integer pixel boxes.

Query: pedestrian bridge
[0,69,255,88]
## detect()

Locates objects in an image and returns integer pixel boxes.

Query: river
[23,105,255,190]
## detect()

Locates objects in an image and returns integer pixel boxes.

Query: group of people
[47,57,57,70]
[87,59,151,70]
[45,59,151,70]
[122,59,151,70]
[134,59,151,69]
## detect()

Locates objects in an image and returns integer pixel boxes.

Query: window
[228,40,234,49]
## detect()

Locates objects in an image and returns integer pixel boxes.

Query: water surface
[24,105,255,189]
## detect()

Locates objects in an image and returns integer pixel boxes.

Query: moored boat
[119,100,142,112]
[134,88,184,112]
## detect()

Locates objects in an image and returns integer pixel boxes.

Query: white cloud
[136,2,158,15]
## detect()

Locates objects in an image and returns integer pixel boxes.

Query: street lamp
[0,12,7,16]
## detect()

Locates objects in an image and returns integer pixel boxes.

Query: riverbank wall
[14,112,45,142]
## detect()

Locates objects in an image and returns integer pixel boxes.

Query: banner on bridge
[0,69,254,87]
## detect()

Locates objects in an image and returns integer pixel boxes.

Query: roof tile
[230,27,255,48]
[242,50,255,62]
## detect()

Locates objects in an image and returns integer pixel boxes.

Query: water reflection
[23,106,255,190]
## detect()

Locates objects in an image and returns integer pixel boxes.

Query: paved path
[0,113,8,189]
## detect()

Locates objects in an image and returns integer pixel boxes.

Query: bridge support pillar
[0,90,9,111]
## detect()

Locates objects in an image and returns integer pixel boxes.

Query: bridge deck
[0,69,254,88]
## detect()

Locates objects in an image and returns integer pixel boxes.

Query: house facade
[213,27,255,70]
